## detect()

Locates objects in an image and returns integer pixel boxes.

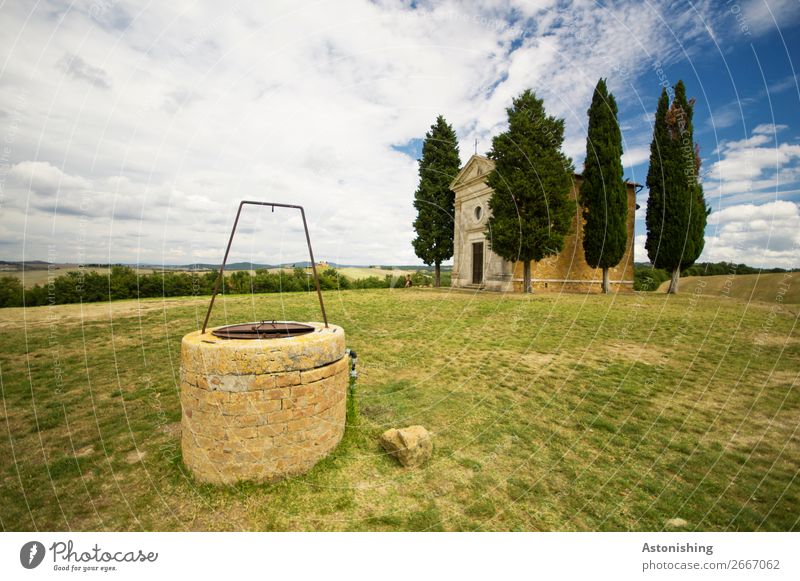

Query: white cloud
[701,200,800,268]
[752,123,788,135]
[635,202,800,269]
[634,234,647,263]
[635,194,648,220]
[711,141,800,181]
[767,76,798,96]
[622,146,650,169]
[9,161,91,196]
[57,53,112,89]
[0,0,789,265]
[707,101,746,131]
[704,130,800,203]
[740,0,800,36]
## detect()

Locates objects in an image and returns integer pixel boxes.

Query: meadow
[0,282,797,531]
[656,272,800,303]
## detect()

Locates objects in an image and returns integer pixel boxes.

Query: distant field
[658,272,798,304]
[0,288,797,531]
[1,266,173,288]
[265,266,402,280]
[328,267,400,280]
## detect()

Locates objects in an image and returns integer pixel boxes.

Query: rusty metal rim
[211,320,315,340]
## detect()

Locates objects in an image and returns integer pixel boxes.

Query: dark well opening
[211,321,315,340]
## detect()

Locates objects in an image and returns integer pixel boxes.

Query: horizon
[2,257,797,273]
[0,258,443,268]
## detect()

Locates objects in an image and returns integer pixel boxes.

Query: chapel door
[472,242,484,284]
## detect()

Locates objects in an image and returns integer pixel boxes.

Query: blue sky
[1,0,798,268]
[614,7,800,268]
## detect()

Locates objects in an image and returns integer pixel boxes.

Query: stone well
[180,322,347,484]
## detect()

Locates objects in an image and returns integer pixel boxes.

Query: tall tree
[411,115,461,287]
[645,81,709,293]
[486,89,575,293]
[580,78,628,294]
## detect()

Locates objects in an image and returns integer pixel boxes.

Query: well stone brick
[180,323,348,485]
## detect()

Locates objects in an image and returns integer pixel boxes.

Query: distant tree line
[0,266,449,308]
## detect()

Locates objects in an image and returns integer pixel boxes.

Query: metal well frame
[201,201,328,334]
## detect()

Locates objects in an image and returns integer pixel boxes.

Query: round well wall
[180,322,347,484]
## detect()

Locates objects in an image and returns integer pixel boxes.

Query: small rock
[666,517,688,528]
[126,450,146,464]
[380,425,432,468]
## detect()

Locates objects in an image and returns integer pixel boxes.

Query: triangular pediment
[450,155,495,190]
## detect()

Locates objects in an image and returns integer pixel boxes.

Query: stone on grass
[125,449,146,464]
[380,425,432,468]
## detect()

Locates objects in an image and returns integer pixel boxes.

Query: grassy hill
[0,289,797,531]
[658,272,798,303]
[329,266,400,280]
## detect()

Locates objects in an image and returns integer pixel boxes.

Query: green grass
[658,272,800,304]
[0,287,797,531]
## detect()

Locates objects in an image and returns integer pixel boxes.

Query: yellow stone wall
[511,179,637,293]
[180,323,348,484]
[451,155,637,293]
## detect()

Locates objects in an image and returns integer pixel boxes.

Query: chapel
[450,154,638,292]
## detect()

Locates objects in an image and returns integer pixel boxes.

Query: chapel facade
[450,154,638,293]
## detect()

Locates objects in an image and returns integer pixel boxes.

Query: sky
[0,0,798,268]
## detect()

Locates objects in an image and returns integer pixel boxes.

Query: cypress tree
[411,115,461,287]
[644,89,671,285]
[645,81,709,293]
[486,89,575,293]
[674,82,709,279]
[580,78,627,294]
